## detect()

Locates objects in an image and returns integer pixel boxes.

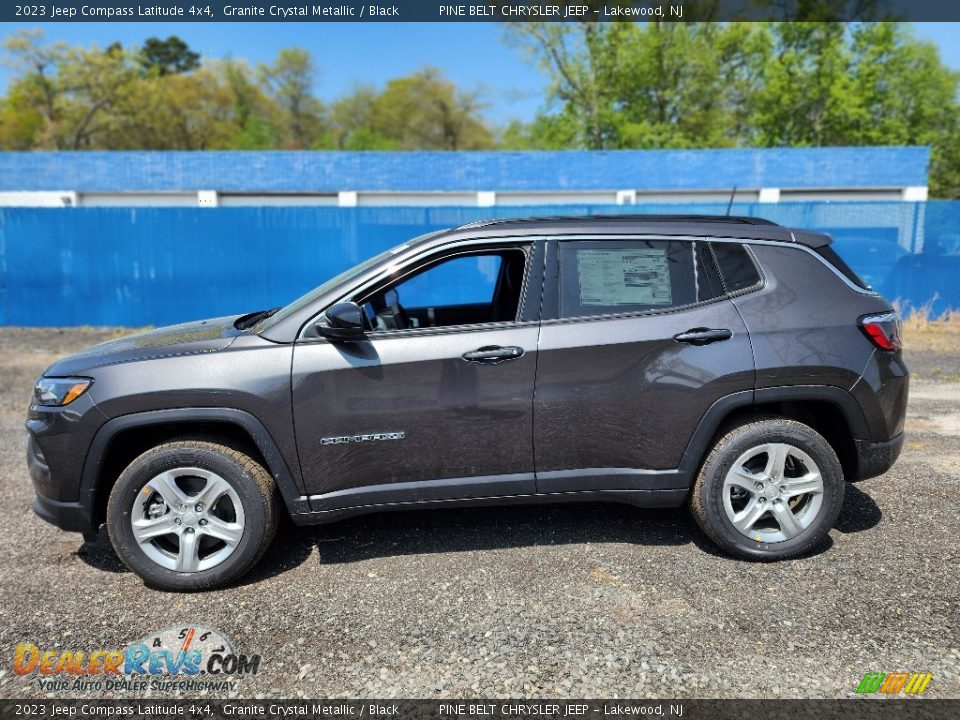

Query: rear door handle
[462,345,525,364]
[673,328,733,346]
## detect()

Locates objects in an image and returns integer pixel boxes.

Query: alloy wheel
[130,467,245,572]
[722,443,825,543]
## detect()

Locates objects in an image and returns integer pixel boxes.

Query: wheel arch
[81,408,308,528]
[679,386,871,482]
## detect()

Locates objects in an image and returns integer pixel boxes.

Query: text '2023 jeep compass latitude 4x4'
[27,215,908,591]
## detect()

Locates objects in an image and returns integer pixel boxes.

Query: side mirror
[319,302,365,341]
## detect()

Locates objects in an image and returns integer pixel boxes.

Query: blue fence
[1,201,958,327]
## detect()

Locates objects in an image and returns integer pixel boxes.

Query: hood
[43,315,245,376]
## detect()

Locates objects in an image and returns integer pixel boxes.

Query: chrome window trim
[296,229,875,339]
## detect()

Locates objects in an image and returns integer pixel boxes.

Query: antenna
[725,186,737,216]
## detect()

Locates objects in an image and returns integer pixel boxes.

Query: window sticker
[576,249,672,306]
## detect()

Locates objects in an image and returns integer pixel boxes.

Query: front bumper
[28,432,98,532]
[26,393,105,534]
[32,494,98,533]
[851,432,905,481]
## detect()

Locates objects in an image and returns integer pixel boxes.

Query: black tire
[106,440,279,591]
[690,417,845,560]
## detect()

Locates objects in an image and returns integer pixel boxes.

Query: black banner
[0,700,956,720]
[6,0,960,23]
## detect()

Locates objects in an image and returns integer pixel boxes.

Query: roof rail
[455,214,780,231]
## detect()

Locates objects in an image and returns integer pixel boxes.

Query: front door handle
[462,345,525,364]
[673,328,733,346]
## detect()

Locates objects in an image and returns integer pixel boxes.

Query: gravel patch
[0,328,957,699]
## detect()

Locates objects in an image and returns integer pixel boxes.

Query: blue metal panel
[0,201,956,327]
[0,147,930,193]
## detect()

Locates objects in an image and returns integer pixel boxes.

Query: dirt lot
[0,326,957,699]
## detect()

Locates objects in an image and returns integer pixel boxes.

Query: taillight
[859,312,902,351]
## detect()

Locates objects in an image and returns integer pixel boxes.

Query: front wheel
[106,440,279,591]
[690,418,845,560]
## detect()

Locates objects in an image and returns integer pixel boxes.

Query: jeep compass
[26,215,908,591]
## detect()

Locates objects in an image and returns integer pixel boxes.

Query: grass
[896,300,960,354]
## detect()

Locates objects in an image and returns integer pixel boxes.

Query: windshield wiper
[234,307,281,330]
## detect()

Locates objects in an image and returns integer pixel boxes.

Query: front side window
[357,249,528,331]
[559,239,722,319]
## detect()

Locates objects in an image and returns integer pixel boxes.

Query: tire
[690,417,844,561]
[106,440,279,591]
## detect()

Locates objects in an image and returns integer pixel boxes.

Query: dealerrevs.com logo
[14,625,261,693]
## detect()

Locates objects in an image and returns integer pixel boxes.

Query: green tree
[1,29,68,148]
[507,21,960,196]
[371,67,493,150]
[258,48,326,149]
[220,58,278,149]
[2,31,141,149]
[140,36,200,76]
[328,69,494,150]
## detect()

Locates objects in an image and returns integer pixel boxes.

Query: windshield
[259,231,445,331]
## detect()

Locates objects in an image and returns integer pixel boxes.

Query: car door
[291,241,542,510]
[533,237,755,493]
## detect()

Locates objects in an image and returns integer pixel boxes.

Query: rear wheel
[690,418,844,560]
[106,440,279,591]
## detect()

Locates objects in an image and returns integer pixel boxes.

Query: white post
[198,190,219,207]
[758,188,781,203]
[477,191,496,207]
[338,191,358,207]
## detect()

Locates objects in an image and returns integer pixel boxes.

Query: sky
[0,22,957,125]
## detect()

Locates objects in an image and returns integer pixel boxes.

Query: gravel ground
[0,327,957,700]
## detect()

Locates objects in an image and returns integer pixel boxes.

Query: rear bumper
[851,432,904,481]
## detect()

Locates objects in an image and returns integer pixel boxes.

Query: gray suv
[27,216,908,591]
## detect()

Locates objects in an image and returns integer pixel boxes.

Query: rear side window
[559,239,722,319]
[710,242,762,293]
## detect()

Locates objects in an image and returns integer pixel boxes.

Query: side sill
[291,488,688,526]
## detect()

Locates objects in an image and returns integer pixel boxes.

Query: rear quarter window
[710,242,762,293]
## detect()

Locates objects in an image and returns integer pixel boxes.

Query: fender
[677,385,872,479]
[79,408,309,519]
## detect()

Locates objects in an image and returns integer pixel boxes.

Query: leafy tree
[506,21,960,196]
[2,31,141,149]
[1,29,68,148]
[328,69,494,150]
[140,36,200,76]
[370,67,493,150]
[220,58,278,149]
[258,48,326,149]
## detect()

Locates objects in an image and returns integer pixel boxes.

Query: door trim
[535,467,687,493]
[308,472,536,512]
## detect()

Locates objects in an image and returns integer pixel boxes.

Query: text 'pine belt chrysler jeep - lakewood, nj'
[27,215,908,591]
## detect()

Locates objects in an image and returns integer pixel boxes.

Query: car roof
[432,214,831,248]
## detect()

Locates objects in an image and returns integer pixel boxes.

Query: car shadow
[253,481,883,573]
[302,502,695,565]
[75,482,884,585]
[834,482,883,534]
[75,529,127,573]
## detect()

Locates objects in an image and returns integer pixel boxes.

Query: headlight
[33,377,92,407]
